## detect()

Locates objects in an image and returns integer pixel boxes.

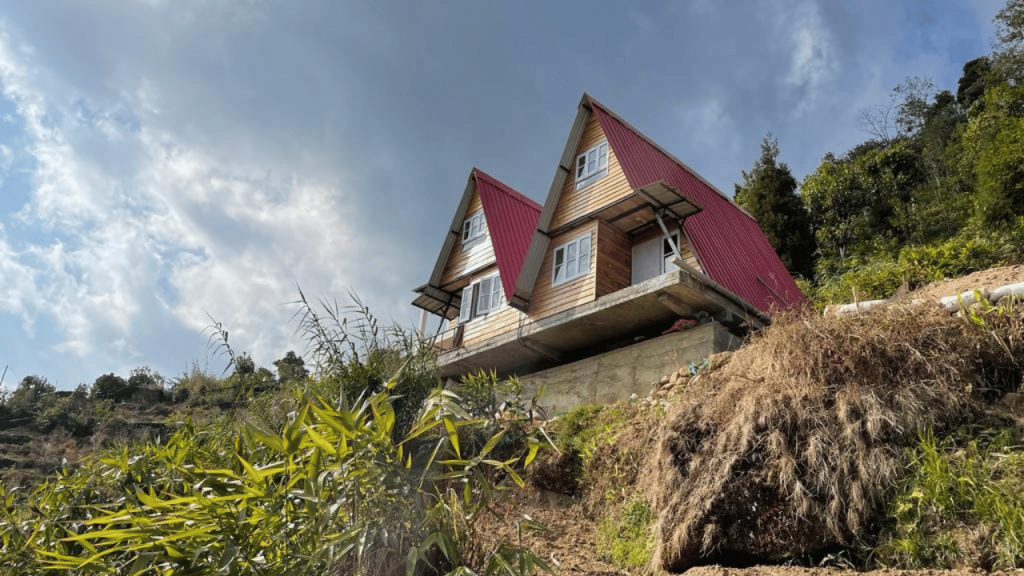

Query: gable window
[459,274,503,323]
[462,211,487,244]
[552,233,591,286]
[575,141,609,190]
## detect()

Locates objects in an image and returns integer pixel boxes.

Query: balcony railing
[429,324,464,353]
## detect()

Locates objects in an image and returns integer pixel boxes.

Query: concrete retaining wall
[519,322,740,415]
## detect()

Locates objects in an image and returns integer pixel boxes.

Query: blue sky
[0,0,1007,390]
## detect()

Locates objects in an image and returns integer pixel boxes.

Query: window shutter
[477,277,492,315]
[459,285,473,323]
[663,233,680,272]
[579,235,591,275]
[553,247,565,284]
[491,275,502,308]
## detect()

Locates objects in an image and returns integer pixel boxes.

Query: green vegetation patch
[597,492,656,572]
[875,427,1024,570]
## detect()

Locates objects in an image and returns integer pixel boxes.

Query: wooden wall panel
[440,190,495,287]
[442,264,526,349]
[549,116,634,230]
[529,221,599,321]
[461,305,524,349]
[595,221,632,298]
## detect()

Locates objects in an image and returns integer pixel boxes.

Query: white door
[632,236,662,284]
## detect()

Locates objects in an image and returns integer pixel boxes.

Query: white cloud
[0,224,36,331]
[0,26,364,373]
[779,0,838,117]
[675,98,741,158]
[0,144,11,186]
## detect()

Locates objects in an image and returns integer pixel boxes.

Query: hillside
[1,268,1023,574]
[482,266,1024,574]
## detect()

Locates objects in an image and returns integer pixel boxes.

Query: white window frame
[551,233,592,287]
[458,273,503,324]
[575,141,609,190]
[662,231,680,273]
[461,211,487,245]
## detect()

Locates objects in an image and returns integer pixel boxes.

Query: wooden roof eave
[511,94,593,311]
[426,172,478,289]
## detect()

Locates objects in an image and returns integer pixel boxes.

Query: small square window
[575,141,609,190]
[462,211,487,244]
[551,233,591,286]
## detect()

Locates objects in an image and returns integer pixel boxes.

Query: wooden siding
[461,304,524,349]
[444,264,526,349]
[596,220,631,298]
[529,221,600,321]
[440,189,495,287]
[549,115,633,230]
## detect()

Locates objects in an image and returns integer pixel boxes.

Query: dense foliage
[734,0,1024,305]
[0,296,551,576]
[734,135,815,279]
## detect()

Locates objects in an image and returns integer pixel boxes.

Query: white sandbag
[939,289,990,311]
[989,282,1024,305]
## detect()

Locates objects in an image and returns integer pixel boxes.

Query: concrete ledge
[519,322,740,415]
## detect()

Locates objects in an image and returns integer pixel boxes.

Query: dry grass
[652,303,1024,572]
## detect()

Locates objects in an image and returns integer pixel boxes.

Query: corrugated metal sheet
[473,169,542,300]
[589,97,805,313]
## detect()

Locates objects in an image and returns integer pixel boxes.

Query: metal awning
[635,180,702,221]
[412,284,461,320]
[552,180,703,237]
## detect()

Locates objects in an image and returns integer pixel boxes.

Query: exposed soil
[910,264,1024,302]
[491,485,1019,575]
[487,487,625,575]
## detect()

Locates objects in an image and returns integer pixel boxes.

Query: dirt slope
[910,264,1024,301]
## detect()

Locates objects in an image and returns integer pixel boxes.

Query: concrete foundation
[518,322,740,415]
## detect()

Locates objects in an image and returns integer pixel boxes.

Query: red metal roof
[589,97,805,313]
[473,168,542,300]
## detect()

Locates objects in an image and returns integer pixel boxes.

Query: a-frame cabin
[413,94,804,386]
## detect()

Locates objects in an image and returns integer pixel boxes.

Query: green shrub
[812,229,1022,306]
[34,384,109,437]
[875,428,1024,569]
[294,291,439,440]
[0,381,550,576]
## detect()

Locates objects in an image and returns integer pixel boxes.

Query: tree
[994,0,1024,82]
[273,351,309,384]
[92,373,129,403]
[894,77,937,137]
[958,57,994,112]
[734,135,816,278]
[801,141,926,274]
[7,375,57,418]
[969,85,1024,225]
[234,353,256,376]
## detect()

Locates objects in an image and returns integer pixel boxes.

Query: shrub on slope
[653,303,1024,572]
